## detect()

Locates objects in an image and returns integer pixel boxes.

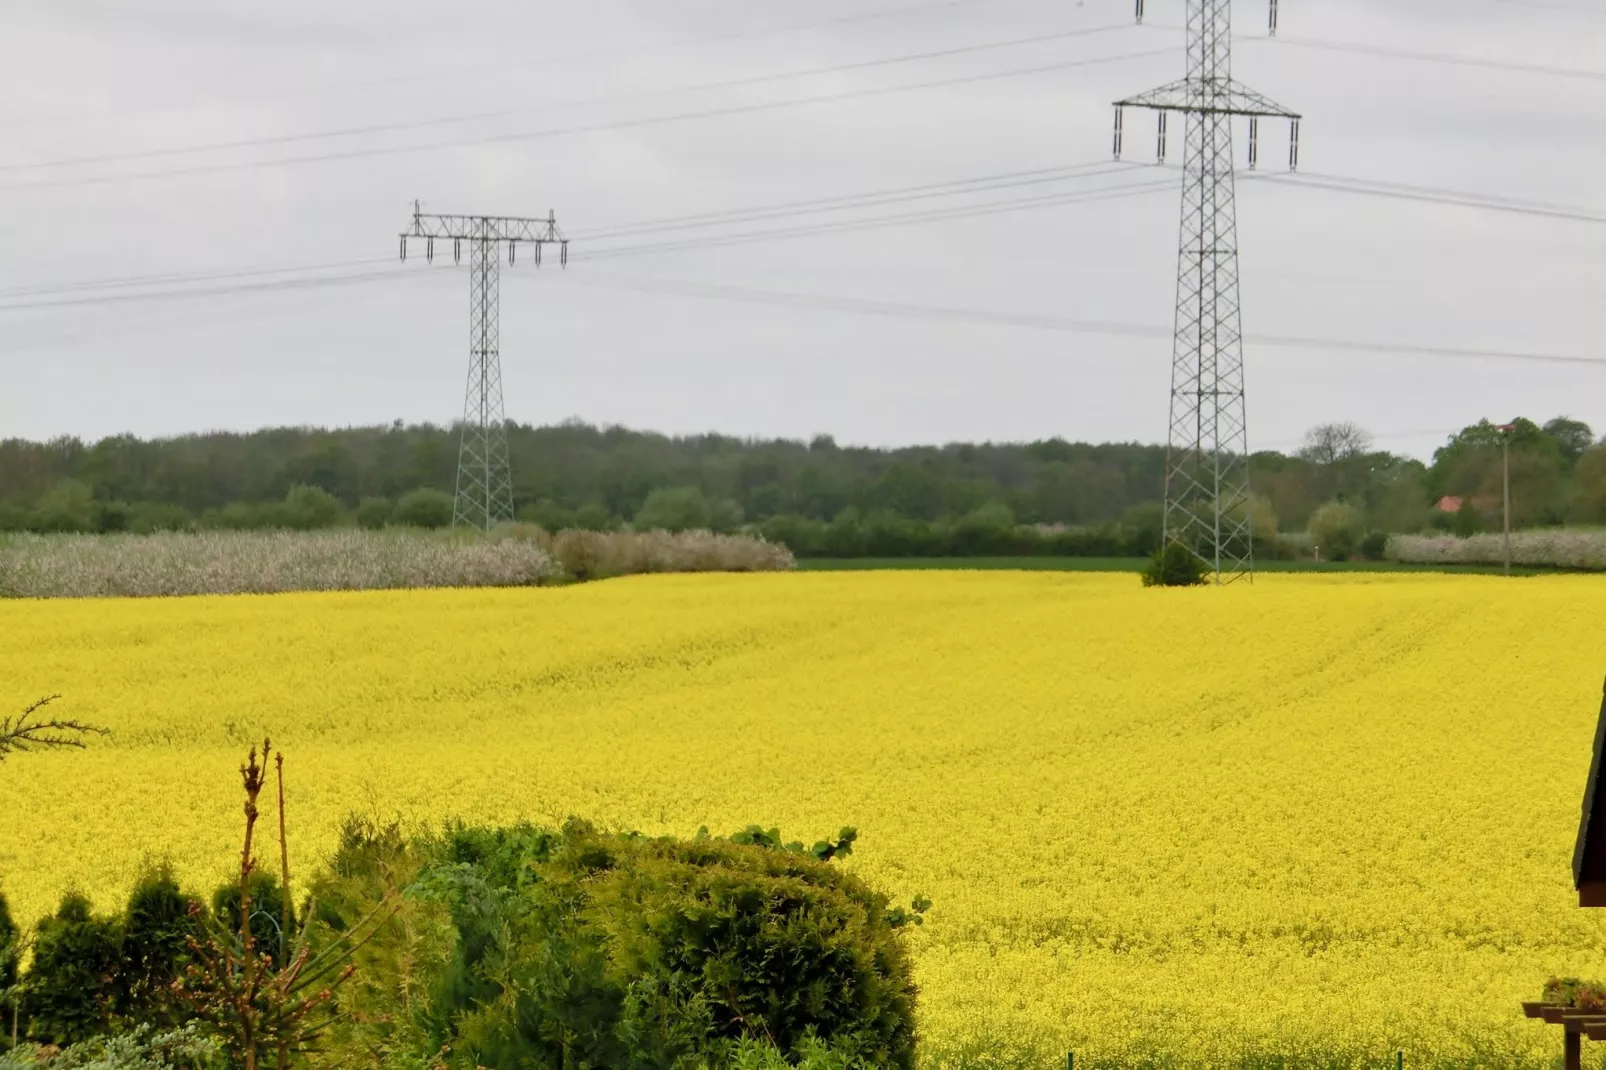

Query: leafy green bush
[119,869,200,1027]
[283,485,343,531]
[207,873,288,969]
[30,482,96,535]
[1308,501,1365,561]
[1,888,19,1048]
[1141,542,1209,588]
[1358,530,1390,561]
[1453,499,1484,537]
[127,504,195,536]
[24,894,123,1045]
[0,889,17,995]
[315,818,923,1070]
[634,486,715,533]
[1541,976,1606,1009]
[392,488,454,529]
[0,1023,223,1070]
[355,497,394,531]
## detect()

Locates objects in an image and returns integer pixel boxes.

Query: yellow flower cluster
[2,572,1604,1066]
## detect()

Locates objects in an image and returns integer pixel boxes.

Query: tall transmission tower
[1114,0,1300,583]
[399,204,568,530]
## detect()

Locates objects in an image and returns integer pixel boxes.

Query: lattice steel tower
[399,204,568,530]
[1114,0,1300,583]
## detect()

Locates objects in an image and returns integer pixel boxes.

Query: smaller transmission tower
[399,204,568,531]
[1114,0,1299,584]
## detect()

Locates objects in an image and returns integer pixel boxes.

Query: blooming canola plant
[1,572,1603,1065]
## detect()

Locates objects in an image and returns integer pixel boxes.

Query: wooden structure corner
[1575,677,1606,908]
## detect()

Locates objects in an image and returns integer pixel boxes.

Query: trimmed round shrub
[315,819,922,1069]
[1358,530,1390,562]
[392,488,454,529]
[24,893,123,1045]
[1142,542,1209,587]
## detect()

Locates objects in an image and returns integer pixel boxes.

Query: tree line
[1,416,1602,556]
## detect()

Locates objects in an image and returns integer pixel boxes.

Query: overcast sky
[2,0,1604,458]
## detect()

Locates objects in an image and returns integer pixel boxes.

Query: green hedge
[315,818,923,1070]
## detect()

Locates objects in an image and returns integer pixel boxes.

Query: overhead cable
[0,48,1177,193]
[1249,34,1606,83]
[0,0,1017,129]
[1,24,1151,175]
[562,270,1606,369]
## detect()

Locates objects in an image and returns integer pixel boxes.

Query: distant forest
[2,416,1604,557]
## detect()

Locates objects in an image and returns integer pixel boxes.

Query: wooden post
[1566,1025,1582,1070]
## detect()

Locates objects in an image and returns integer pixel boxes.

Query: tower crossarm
[1116,79,1299,119]
[401,206,567,245]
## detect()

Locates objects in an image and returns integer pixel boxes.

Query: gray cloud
[1,0,1604,458]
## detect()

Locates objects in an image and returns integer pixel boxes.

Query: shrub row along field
[2,573,1604,1066]
[0,528,792,597]
[1391,530,1606,571]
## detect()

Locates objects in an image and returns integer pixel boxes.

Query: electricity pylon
[399,204,568,531]
[1114,0,1300,583]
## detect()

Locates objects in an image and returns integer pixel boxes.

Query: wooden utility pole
[1496,423,1516,576]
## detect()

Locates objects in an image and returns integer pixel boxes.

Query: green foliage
[283,484,343,531]
[119,869,200,1027]
[0,1024,223,1070]
[24,894,123,1045]
[1575,446,1606,524]
[208,873,288,969]
[356,497,394,530]
[1307,501,1365,561]
[0,889,17,994]
[30,482,96,534]
[200,502,286,532]
[316,818,922,1070]
[1543,417,1595,466]
[126,504,195,536]
[17,415,1606,552]
[1141,543,1208,588]
[704,1033,875,1069]
[1541,975,1606,1009]
[634,486,711,533]
[5,873,198,1046]
[392,488,454,530]
[759,511,1149,560]
[1358,530,1390,562]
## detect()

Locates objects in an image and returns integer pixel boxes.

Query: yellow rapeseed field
[3,571,1606,1066]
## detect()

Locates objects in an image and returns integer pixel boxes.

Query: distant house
[1435,496,1464,514]
[1574,679,1606,906]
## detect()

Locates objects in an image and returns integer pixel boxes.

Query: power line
[575,172,1191,260]
[1490,0,1606,15]
[1250,33,1606,83]
[0,165,1161,304]
[0,166,1137,300]
[4,250,1601,374]
[1,23,1150,176]
[1263,170,1606,225]
[0,0,1021,129]
[571,160,1142,241]
[6,159,1601,306]
[0,48,1177,194]
[560,270,1606,370]
[0,257,390,301]
[0,267,417,313]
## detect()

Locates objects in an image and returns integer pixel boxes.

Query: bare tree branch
[1299,423,1374,467]
[0,695,109,761]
